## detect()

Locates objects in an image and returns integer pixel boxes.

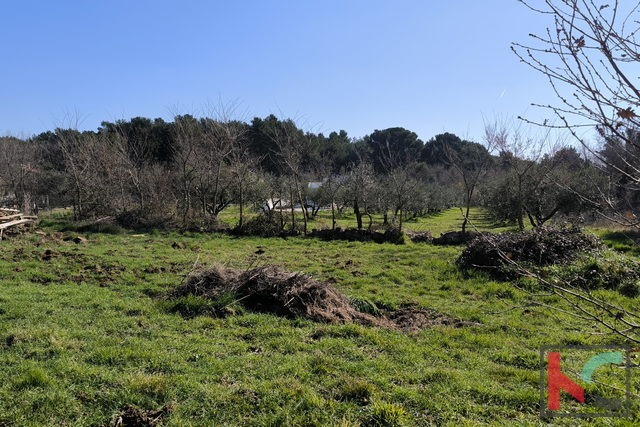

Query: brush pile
[166,265,481,332]
[169,265,374,324]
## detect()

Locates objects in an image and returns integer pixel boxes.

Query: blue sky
[1,0,559,142]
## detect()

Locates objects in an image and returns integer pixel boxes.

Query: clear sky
[1,0,560,142]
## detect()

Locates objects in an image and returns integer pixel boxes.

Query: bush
[182,215,230,233]
[557,252,640,294]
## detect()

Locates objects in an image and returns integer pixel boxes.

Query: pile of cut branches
[164,265,481,332]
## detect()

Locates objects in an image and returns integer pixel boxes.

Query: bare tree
[316,171,345,230]
[442,135,495,233]
[369,131,420,231]
[101,121,176,227]
[263,116,312,234]
[0,136,39,213]
[484,120,557,230]
[171,114,202,228]
[513,0,640,227]
[55,129,119,220]
[495,0,640,342]
[228,135,260,229]
[107,121,151,216]
[199,99,248,218]
[344,160,376,230]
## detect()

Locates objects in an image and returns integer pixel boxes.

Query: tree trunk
[331,200,336,230]
[212,161,222,218]
[462,204,471,234]
[238,186,244,229]
[517,178,525,231]
[354,198,363,229]
[290,187,297,235]
[296,181,307,234]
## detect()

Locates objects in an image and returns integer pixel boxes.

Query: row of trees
[0,110,631,233]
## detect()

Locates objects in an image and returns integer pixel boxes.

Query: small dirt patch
[383,306,482,333]
[111,404,173,426]
[73,236,87,244]
[166,265,479,332]
[41,249,59,261]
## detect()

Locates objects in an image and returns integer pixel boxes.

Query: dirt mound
[168,265,479,332]
[111,404,173,426]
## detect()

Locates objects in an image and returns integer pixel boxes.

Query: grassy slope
[0,209,637,426]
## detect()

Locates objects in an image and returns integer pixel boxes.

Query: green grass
[591,228,640,256]
[0,209,638,425]
[216,205,522,236]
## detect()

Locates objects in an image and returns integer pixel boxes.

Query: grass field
[0,208,637,426]
[215,206,521,236]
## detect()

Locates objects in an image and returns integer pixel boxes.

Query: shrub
[556,252,640,294]
[116,208,174,230]
[396,231,413,245]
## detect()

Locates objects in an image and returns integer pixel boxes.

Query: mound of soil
[168,265,479,332]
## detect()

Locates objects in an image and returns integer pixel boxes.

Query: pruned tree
[427,133,495,233]
[262,116,312,234]
[344,160,376,230]
[484,120,556,230]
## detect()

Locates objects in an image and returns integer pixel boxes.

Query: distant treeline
[0,113,632,232]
